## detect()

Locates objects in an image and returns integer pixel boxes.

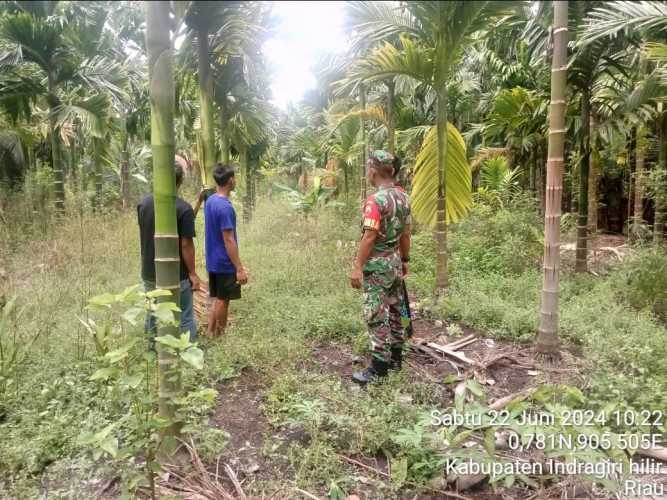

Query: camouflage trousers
[363,255,404,363]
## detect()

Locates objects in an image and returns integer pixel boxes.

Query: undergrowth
[1,192,665,498]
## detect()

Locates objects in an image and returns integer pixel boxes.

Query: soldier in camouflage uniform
[350,150,411,384]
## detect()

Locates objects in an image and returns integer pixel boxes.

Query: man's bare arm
[193,189,206,217]
[180,238,202,290]
[222,229,248,284]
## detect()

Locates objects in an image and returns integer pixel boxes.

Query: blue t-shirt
[205,194,238,274]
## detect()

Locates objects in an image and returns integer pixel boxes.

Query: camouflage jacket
[361,184,411,272]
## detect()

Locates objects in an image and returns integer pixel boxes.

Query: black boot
[352,357,389,385]
[389,345,403,371]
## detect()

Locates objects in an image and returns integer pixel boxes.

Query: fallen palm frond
[154,439,245,500]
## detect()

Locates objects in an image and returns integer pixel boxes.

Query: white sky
[262,1,348,109]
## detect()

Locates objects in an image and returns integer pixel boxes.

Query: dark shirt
[137,194,196,282]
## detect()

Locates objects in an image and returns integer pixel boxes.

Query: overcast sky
[262,1,348,109]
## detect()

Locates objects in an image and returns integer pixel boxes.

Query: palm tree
[323,101,362,199]
[570,1,627,272]
[0,1,126,213]
[581,1,667,242]
[344,1,510,294]
[226,90,273,222]
[536,0,568,360]
[146,0,181,443]
[185,1,224,186]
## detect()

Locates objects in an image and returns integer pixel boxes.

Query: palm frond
[411,123,472,226]
[643,42,667,64]
[345,36,434,87]
[55,93,110,138]
[344,1,424,54]
[581,2,667,44]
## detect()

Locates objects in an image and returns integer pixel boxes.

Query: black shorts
[209,272,241,301]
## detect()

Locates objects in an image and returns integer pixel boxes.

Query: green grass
[409,203,667,420]
[1,195,666,498]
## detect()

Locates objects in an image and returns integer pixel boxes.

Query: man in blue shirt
[205,163,248,336]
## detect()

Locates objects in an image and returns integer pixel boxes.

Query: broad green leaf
[77,431,96,445]
[155,334,182,349]
[142,351,156,363]
[94,422,117,441]
[145,289,173,298]
[466,379,485,399]
[89,367,118,381]
[180,347,204,369]
[119,373,143,389]
[189,388,218,402]
[121,307,144,326]
[116,284,142,303]
[153,307,176,324]
[105,340,137,364]
[88,293,116,308]
[100,437,118,458]
[155,302,181,312]
[442,373,459,385]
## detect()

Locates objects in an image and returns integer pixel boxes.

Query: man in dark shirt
[204,163,248,336]
[138,163,203,341]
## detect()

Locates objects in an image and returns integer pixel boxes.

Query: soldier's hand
[350,268,362,289]
[402,262,409,277]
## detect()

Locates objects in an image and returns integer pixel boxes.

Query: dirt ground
[185,300,596,500]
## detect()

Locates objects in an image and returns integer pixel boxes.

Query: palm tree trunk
[588,114,599,234]
[575,87,590,272]
[197,24,216,186]
[344,160,349,200]
[655,111,667,243]
[48,73,65,214]
[220,107,230,164]
[93,137,103,212]
[386,78,396,154]
[536,1,568,359]
[360,84,367,202]
[538,145,546,215]
[120,133,130,210]
[434,85,448,294]
[146,1,181,445]
[631,126,646,240]
[241,143,251,223]
[529,150,536,196]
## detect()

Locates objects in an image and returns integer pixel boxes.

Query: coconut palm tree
[146,0,181,441]
[343,1,511,294]
[536,0,568,360]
